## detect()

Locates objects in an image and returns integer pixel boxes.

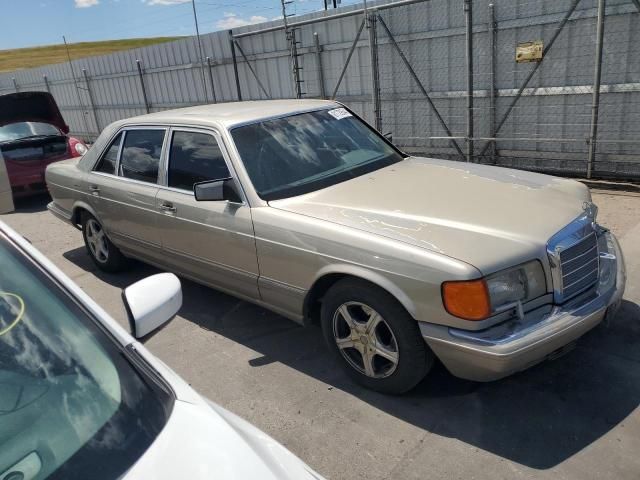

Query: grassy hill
[0,37,182,73]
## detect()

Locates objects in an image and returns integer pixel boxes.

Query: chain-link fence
[1,0,638,179]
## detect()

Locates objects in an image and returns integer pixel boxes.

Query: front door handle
[160,202,177,214]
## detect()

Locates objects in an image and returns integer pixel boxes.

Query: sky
[0,0,362,50]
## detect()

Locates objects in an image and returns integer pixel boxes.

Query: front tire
[321,279,433,394]
[81,213,128,273]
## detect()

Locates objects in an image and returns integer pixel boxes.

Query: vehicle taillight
[68,137,88,157]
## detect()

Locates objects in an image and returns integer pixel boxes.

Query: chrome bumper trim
[421,232,626,382]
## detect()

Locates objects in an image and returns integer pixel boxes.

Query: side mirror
[194,178,242,203]
[383,132,393,143]
[122,273,182,339]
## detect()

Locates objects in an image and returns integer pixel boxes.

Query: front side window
[94,132,122,174]
[230,108,403,200]
[0,234,173,479]
[118,129,165,183]
[167,131,229,191]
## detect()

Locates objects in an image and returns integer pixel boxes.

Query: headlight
[597,230,617,294]
[486,261,546,312]
[442,261,546,321]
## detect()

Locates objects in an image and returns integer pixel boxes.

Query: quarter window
[118,129,165,184]
[94,132,122,174]
[167,131,230,191]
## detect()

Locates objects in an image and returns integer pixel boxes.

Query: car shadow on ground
[8,193,51,214]
[61,250,640,470]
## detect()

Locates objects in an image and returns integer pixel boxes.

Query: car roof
[121,99,340,129]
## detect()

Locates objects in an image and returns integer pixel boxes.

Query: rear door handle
[88,185,100,196]
[160,202,177,214]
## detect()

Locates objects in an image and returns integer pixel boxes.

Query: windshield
[230,107,403,200]
[0,122,61,143]
[0,233,173,480]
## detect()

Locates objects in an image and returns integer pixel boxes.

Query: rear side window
[167,131,230,191]
[94,132,122,174]
[118,129,165,184]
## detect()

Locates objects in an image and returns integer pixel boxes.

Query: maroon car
[0,91,87,198]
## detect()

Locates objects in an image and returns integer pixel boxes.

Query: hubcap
[86,219,109,263]
[332,302,399,379]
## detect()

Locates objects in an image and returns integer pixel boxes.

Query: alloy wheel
[86,218,109,263]
[332,301,399,379]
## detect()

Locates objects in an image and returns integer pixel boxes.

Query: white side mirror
[123,273,182,339]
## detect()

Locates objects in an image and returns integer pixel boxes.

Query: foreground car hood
[270,157,590,274]
[0,91,68,133]
[125,399,323,480]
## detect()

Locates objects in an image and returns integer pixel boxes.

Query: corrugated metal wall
[1,0,638,178]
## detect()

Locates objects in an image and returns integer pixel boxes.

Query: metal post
[229,30,242,101]
[82,69,101,134]
[587,0,606,179]
[464,0,474,163]
[63,35,90,138]
[191,0,208,102]
[206,57,217,103]
[281,0,303,98]
[367,11,382,131]
[43,75,51,93]
[136,59,151,114]
[377,13,465,160]
[234,40,271,98]
[478,0,582,157]
[12,78,18,93]
[488,3,497,164]
[331,17,366,99]
[313,33,327,99]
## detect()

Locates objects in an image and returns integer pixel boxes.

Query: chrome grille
[557,232,599,301]
[547,211,601,304]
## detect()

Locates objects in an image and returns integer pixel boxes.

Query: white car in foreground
[0,220,324,480]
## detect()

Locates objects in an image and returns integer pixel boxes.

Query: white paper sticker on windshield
[327,107,352,120]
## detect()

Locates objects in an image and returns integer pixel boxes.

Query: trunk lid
[0,91,68,132]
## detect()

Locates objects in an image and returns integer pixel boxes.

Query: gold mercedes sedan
[46,100,625,394]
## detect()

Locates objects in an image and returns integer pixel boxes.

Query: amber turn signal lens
[442,279,491,321]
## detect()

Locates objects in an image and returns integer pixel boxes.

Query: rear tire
[81,213,128,273]
[321,278,433,394]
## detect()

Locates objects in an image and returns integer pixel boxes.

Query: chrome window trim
[227,105,339,130]
[92,130,124,174]
[162,126,248,205]
[546,211,598,304]
[115,126,168,185]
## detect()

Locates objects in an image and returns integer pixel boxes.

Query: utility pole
[191,0,209,102]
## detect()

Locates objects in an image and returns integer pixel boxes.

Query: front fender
[311,263,419,319]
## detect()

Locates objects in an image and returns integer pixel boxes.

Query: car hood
[0,91,68,133]
[270,157,591,274]
[124,399,324,480]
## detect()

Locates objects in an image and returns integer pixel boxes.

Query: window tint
[168,131,229,191]
[118,129,165,183]
[94,132,122,174]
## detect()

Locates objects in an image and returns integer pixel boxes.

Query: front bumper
[420,232,626,382]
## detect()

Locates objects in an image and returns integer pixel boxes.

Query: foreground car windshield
[0,122,61,143]
[231,108,403,200]
[0,234,173,479]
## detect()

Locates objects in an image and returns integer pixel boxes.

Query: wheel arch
[303,265,418,325]
[71,201,99,228]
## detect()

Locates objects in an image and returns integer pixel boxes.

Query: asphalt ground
[2,188,640,480]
